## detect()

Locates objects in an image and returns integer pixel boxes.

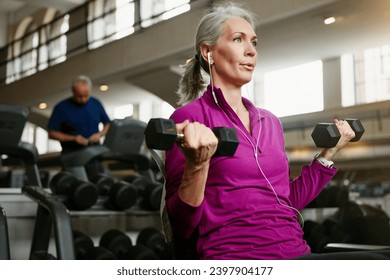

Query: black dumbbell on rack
[90,173,138,211]
[73,230,117,260]
[136,227,173,259]
[99,229,158,260]
[125,174,163,211]
[311,118,365,148]
[144,118,239,156]
[49,171,99,210]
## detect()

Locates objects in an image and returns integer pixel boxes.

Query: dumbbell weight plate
[100,229,133,259]
[49,172,77,194]
[91,173,115,195]
[344,119,365,142]
[136,227,166,258]
[109,181,138,210]
[69,180,99,210]
[311,123,341,148]
[144,118,177,150]
[212,127,239,157]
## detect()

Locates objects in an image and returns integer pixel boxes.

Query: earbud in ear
[207,52,213,65]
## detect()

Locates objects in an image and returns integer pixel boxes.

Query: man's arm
[48,130,88,145]
[88,123,110,143]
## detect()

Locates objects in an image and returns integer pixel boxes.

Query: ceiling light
[324,16,336,25]
[38,102,47,109]
[99,84,109,91]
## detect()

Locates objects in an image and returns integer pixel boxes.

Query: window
[140,0,190,28]
[88,0,135,49]
[48,14,69,66]
[20,25,39,77]
[114,104,134,119]
[343,45,390,106]
[262,60,324,117]
[6,17,37,83]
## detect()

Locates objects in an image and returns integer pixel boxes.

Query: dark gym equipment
[304,201,390,254]
[311,118,365,148]
[0,104,75,259]
[0,206,10,260]
[306,185,349,208]
[136,227,171,259]
[22,186,75,259]
[73,230,94,259]
[58,117,153,182]
[144,118,239,156]
[0,104,42,187]
[99,228,159,260]
[99,229,133,259]
[126,174,163,211]
[73,230,116,260]
[30,251,57,260]
[49,171,99,210]
[123,244,159,260]
[91,173,138,210]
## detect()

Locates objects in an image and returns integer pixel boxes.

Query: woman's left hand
[320,119,356,160]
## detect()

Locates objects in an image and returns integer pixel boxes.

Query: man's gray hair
[72,75,92,89]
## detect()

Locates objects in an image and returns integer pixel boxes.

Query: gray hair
[176,1,256,105]
[72,75,92,90]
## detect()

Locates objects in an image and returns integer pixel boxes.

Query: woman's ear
[200,45,211,63]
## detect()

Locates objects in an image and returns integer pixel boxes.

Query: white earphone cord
[207,54,304,227]
[234,120,304,227]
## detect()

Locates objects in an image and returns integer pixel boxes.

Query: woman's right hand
[176,120,218,166]
[175,120,218,206]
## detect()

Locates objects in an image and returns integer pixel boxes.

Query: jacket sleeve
[288,161,338,210]
[164,110,205,239]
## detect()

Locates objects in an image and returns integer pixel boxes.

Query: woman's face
[210,17,258,89]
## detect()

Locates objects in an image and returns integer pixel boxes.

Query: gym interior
[1,0,390,260]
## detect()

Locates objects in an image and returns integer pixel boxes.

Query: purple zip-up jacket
[165,84,337,260]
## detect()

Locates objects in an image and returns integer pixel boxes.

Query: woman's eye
[252,41,258,47]
[234,37,242,42]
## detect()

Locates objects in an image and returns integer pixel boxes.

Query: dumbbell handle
[174,129,237,156]
[176,132,184,143]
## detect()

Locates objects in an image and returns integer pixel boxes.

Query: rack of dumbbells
[42,117,168,260]
[0,104,168,260]
[72,226,173,260]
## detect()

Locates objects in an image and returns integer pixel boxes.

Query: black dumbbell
[49,171,99,210]
[311,118,365,148]
[126,174,162,211]
[99,229,133,259]
[99,229,158,260]
[136,227,172,259]
[144,118,239,156]
[123,244,159,260]
[90,173,138,210]
[73,230,117,260]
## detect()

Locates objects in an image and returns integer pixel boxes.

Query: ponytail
[176,55,206,105]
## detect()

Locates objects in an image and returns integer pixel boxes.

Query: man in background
[48,75,110,176]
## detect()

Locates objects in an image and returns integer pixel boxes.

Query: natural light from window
[263,60,324,117]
